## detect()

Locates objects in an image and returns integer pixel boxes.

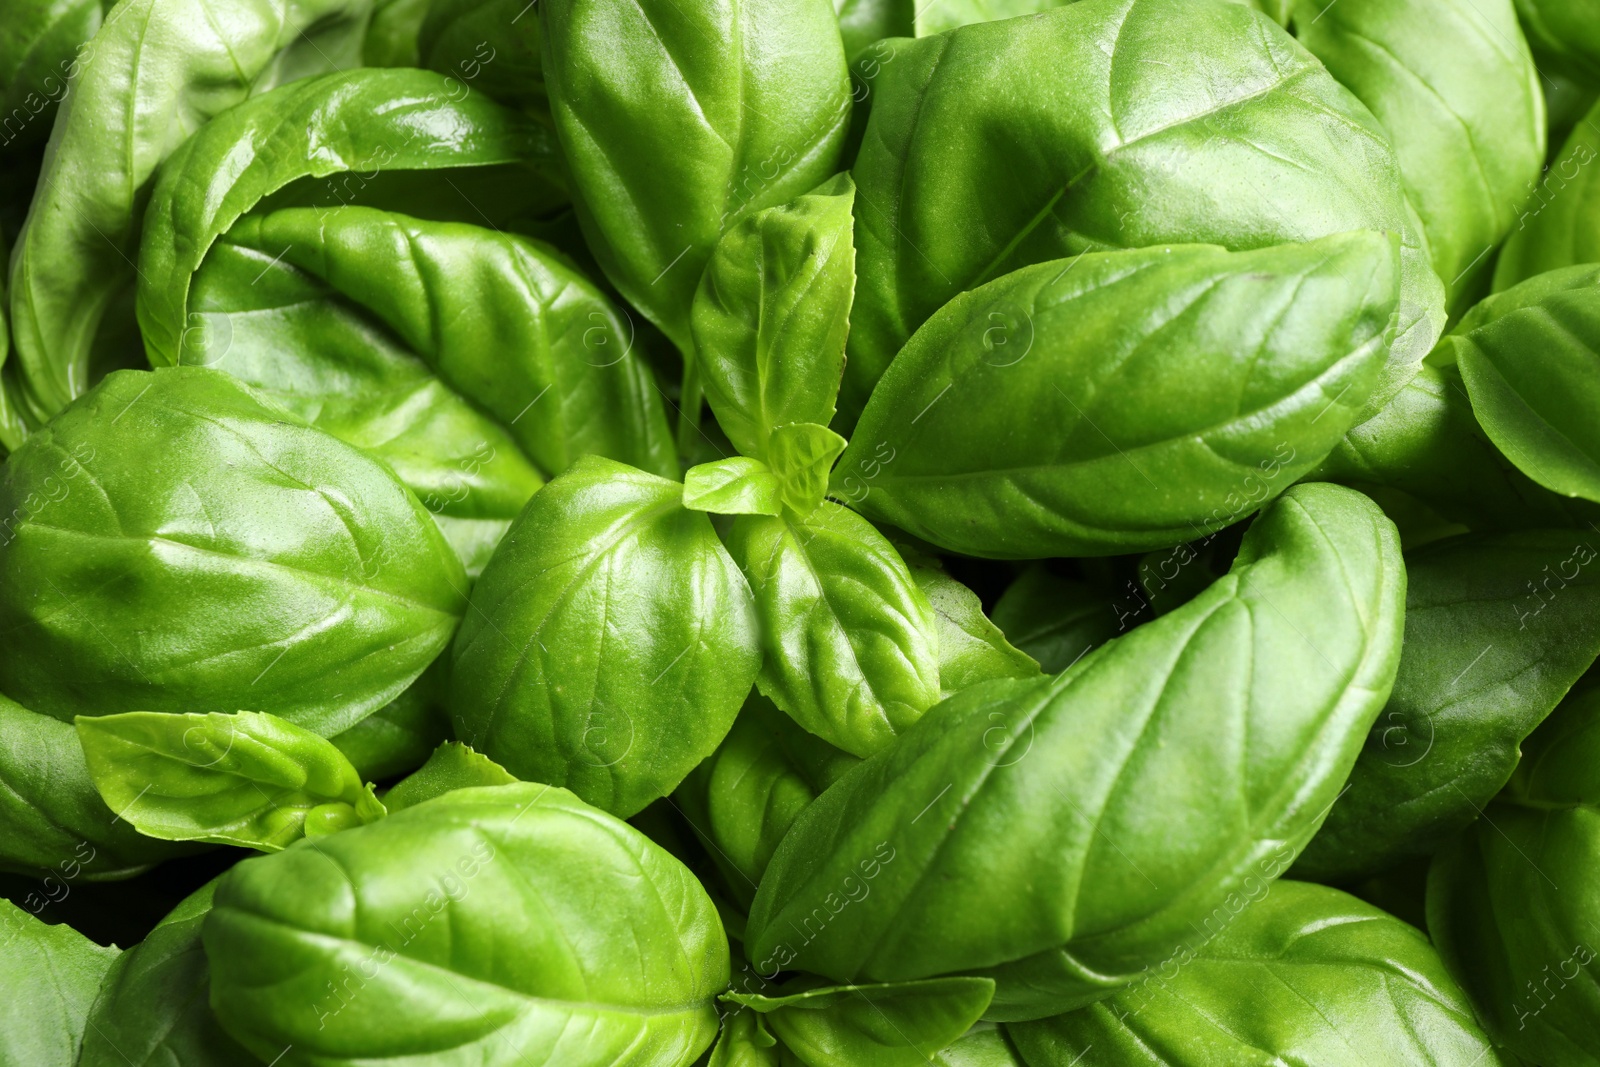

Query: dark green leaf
[990,567,1125,675]
[1295,529,1600,882]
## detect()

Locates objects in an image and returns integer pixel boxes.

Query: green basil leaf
[990,567,1125,675]
[909,563,1040,697]
[1447,264,1600,502]
[421,0,546,115]
[834,0,913,62]
[363,0,428,66]
[675,694,859,908]
[1495,101,1600,292]
[1009,880,1508,1067]
[724,502,940,758]
[768,423,847,520]
[933,1026,1027,1066]
[728,977,996,1066]
[205,782,729,1066]
[541,0,851,356]
[692,175,855,459]
[0,693,187,879]
[186,203,675,573]
[1290,0,1545,309]
[711,1010,784,1066]
[842,0,1443,421]
[685,457,786,517]
[0,897,120,1067]
[329,662,451,782]
[836,235,1398,558]
[451,455,761,816]
[1510,0,1600,84]
[0,0,100,154]
[1427,688,1600,1066]
[1295,529,1600,882]
[136,67,563,367]
[385,741,518,812]
[76,880,251,1067]
[77,710,385,852]
[5,0,370,430]
[1310,362,1598,533]
[745,484,1404,1020]
[0,367,467,735]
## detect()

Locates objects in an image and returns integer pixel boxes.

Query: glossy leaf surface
[0,367,467,736]
[451,456,760,816]
[206,783,730,1067]
[1008,881,1507,1067]
[843,0,1443,419]
[837,235,1398,558]
[746,484,1405,1020]
[0,896,120,1067]
[724,502,940,758]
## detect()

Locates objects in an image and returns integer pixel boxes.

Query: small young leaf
[385,741,520,812]
[768,423,848,520]
[692,174,857,459]
[684,458,785,517]
[76,710,385,851]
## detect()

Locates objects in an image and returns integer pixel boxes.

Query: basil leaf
[693,175,856,459]
[724,502,941,758]
[1009,880,1508,1066]
[0,368,467,736]
[0,897,120,1067]
[385,741,518,812]
[364,0,428,66]
[709,1008,784,1067]
[837,235,1398,558]
[728,977,996,1066]
[684,458,786,517]
[541,0,851,357]
[675,695,859,907]
[1310,362,1598,533]
[0,693,187,879]
[1427,688,1600,1066]
[421,0,546,116]
[136,67,563,367]
[1447,264,1600,502]
[77,710,386,852]
[909,563,1040,697]
[745,484,1404,1020]
[1295,529,1600,882]
[1290,0,1545,309]
[76,880,251,1067]
[205,783,729,1066]
[1509,0,1600,85]
[451,455,761,816]
[991,567,1125,674]
[835,0,913,62]
[842,0,1443,421]
[329,663,451,782]
[6,0,370,429]
[768,423,847,520]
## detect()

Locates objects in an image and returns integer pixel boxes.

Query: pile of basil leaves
[2,0,1600,1063]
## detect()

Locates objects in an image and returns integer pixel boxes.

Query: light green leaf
[385,741,519,812]
[684,458,785,516]
[768,423,847,520]
[908,562,1040,697]
[693,175,856,459]
[76,710,386,852]
[0,897,120,1067]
